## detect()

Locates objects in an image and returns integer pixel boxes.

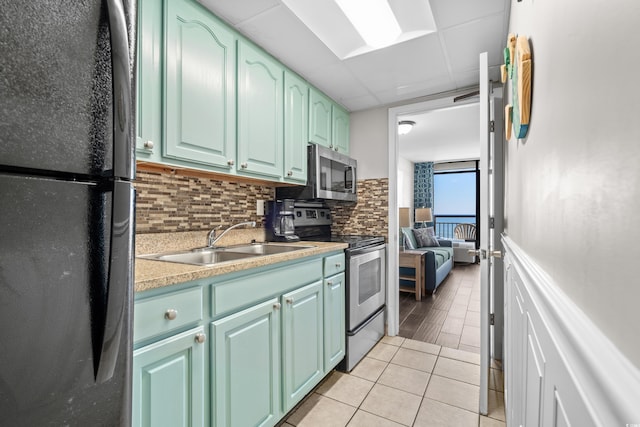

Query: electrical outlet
[256,200,265,216]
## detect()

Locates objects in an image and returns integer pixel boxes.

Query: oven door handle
[347,243,386,257]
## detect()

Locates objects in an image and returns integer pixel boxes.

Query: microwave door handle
[345,165,356,193]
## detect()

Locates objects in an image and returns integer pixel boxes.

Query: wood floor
[398,262,481,353]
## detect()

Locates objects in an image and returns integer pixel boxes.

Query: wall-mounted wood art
[503,33,532,139]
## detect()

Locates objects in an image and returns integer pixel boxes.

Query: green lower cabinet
[281,281,324,412]
[132,326,207,427]
[324,272,346,371]
[212,298,281,427]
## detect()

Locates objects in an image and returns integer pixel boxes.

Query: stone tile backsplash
[328,178,389,240]
[135,169,388,239]
[135,170,274,234]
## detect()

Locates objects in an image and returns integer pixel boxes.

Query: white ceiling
[198,0,511,112]
[398,103,480,163]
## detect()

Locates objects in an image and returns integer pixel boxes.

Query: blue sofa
[400,227,453,294]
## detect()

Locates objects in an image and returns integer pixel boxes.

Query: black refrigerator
[0,1,136,425]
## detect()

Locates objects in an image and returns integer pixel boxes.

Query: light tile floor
[280,337,505,427]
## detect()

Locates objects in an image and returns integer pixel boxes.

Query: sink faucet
[207,221,257,248]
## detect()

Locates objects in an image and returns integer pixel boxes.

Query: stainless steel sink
[139,249,256,265]
[222,243,314,255]
[137,243,314,266]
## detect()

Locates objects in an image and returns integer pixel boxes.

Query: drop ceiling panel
[344,34,449,93]
[341,93,382,112]
[442,12,506,72]
[430,0,507,29]
[233,5,340,78]
[374,76,456,105]
[305,62,370,107]
[197,0,279,25]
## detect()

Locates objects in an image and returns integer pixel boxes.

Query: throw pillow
[413,227,440,247]
[401,227,417,249]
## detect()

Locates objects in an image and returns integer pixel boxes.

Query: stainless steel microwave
[276,143,357,202]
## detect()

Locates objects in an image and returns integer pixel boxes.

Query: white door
[478,52,505,415]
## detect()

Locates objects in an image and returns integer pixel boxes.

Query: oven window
[319,157,353,193]
[358,257,382,304]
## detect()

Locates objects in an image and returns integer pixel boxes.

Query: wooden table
[399,251,425,301]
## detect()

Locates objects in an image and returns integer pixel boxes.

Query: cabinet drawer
[212,258,322,317]
[134,287,204,343]
[324,252,345,277]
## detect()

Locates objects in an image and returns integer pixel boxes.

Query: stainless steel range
[291,201,386,372]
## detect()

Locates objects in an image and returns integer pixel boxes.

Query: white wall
[505,0,640,368]
[349,107,389,179]
[397,157,414,210]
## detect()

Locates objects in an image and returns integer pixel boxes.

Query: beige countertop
[134,231,347,293]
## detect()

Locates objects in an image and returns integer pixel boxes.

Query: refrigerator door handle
[106,0,134,180]
[96,181,134,383]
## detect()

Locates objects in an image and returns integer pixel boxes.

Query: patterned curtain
[413,162,434,228]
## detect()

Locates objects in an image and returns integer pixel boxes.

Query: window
[433,169,477,238]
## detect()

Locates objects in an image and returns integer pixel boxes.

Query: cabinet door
[136,0,162,161]
[282,281,323,412]
[237,41,283,179]
[212,298,281,427]
[132,326,207,427]
[164,0,236,169]
[324,272,346,372]
[332,104,350,154]
[308,88,332,148]
[283,71,308,183]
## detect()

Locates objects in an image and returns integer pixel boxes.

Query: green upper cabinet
[132,326,207,427]
[308,88,332,149]
[135,0,162,161]
[237,40,284,179]
[309,87,350,154]
[283,71,308,183]
[281,280,323,412]
[324,272,346,372]
[164,0,236,170]
[212,298,281,427]
[332,104,350,154]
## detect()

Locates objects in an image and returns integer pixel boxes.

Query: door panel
[237,41,283,178]
[324,273,346,371]
[284,71,308,183]
[165,0,236,169]
[479,51,491,414]
[0,2,115,176]
[0,174,131,424]
[132,326,206,427]
[282,281,323,411]
[212,298,280,427]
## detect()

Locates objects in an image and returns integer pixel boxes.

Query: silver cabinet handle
[273,302,281,310]
[143,140,154,149]
[285,297,294,305]
[227,159,234,166]
[195,333,206,344]
[287,170,293,177]
[335,262,341,268]
[240,162,248,169]
[327,281,333,286]
[164,309,178,320]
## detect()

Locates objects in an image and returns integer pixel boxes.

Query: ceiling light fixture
[398,120,416,135]
[334,0,401,49]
